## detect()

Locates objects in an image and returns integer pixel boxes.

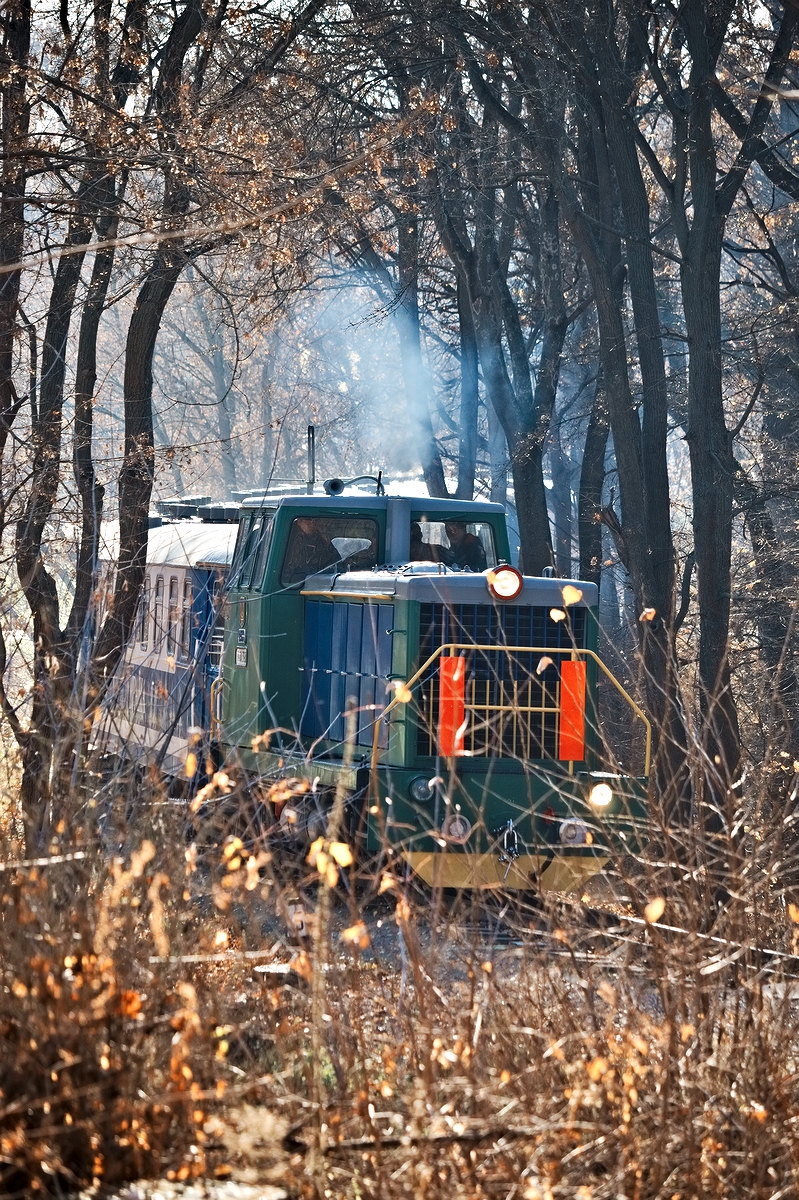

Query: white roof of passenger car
[145,521,237,570]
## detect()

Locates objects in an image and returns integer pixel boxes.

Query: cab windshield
[281,516,379,585]
[410,519,496,571]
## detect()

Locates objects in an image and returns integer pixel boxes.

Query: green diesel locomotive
[106,473,649,891]
[206,484,649,892]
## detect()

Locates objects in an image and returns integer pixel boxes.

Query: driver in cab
[444,520,486,571]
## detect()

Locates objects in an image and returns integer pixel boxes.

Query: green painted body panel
[370,766,648,861]
[226,590,313,743]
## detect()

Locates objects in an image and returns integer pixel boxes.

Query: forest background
[2,2,799,1195]
[3,0,799,826]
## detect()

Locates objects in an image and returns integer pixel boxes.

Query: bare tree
[1,0,350,847]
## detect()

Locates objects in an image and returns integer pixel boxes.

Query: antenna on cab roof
[307,425,315,494]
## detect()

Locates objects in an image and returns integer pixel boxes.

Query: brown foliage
[1,757,799,1196]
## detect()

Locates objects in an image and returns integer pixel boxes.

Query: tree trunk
[681,224,740,790]
[195,294,239,495]
[395,210,449,497]
[676,0,741,789]
[92,256,185,687]
[92,0,206,686]
[476,173,562,574]
[578,378,609,587]
[533,85,693,815]
[455,275,479,499]
[213,355,238,496]
[427,109,560,570]
[15,180,103,847]
[0,0,31,747]
[0,0,30,471]
[67,178,125,654]
[260,346,277,489]
[472,304,552,573]
[548,417,573,578]
[601,97,674,618]
[734,463,799,756]
[594,71,692,808]
[487,405,508,506]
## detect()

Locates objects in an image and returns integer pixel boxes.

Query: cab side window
[231,511,274,589]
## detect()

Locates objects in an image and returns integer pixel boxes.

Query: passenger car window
[167,577,179,656]
[138,577,150,649]
[179,580,192,661]
[154,577,164,647]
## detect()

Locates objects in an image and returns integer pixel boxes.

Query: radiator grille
[416,602,588,760]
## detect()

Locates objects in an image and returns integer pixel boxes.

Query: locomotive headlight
[559,819,589,846]
[442,812,472,844]
[409,776,435,803]
[589,781,613,809]
[487,564,524,601]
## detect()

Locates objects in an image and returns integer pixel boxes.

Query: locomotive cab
[219,494,507,751]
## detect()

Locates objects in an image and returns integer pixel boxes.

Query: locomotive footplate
[402,847,610,893]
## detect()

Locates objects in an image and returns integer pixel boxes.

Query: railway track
[388,886,799,989]
[163,844,799,995]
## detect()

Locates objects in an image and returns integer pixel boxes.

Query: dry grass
[1,762,799,1198]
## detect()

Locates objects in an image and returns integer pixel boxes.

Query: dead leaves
[307,837,354,888]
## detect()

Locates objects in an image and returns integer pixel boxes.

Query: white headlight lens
[589,782,613,808]
[487,565,523,601]
[559,819,588,845]
[409,776,435,803]
[442,813,472,843]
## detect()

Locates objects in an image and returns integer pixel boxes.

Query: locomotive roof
[237,492,506,516]
[145,521,237,569]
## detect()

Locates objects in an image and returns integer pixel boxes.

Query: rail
[370,643,652,777]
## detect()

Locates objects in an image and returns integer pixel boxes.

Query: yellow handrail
[370,643,652,778]
[209,676,225,741]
